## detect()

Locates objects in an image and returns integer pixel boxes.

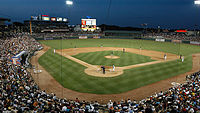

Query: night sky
[0,0,199,29]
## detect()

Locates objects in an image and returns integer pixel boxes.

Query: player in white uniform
[113,64,115,72]
[164,54,167,60]
[182,56,184,62]
[54,49,56,54]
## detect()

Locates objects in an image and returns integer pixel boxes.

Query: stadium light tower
[66,0,73,5]
[194,0,200,70]
[66,0,73,29]
[195,0,200,5]
[194,0,200,36]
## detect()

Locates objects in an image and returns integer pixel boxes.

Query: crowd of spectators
[0,33,199,112]
[145,32,200,42]
[107,71,200,113]
[31,32,103,39]
[0,34,104,112]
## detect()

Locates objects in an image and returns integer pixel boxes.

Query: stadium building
[24,15,69,33]
[0,17,11,37]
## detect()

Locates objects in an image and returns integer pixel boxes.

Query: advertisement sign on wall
[93,36,101,39]
[190,41,200,45]
[79,36,88,39]
[42,17,50,21]
[51,17,56,21]
[172,40,182,43]
[63,18,68,22]
[155,39,165,42]
[57,17,63,21]
[31,16,38,20]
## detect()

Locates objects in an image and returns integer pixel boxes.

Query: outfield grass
[40,39,200,56]
[73,51,155,67]
[38,39,200,94]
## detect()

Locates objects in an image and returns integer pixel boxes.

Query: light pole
[66,0,73,31]
[58,0,73,98]
[194,0,200,5]
[66,0,73,5]
[194,0,200,70]
[195,0,200,37]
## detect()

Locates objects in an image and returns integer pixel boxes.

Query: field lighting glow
[66,0,73,5]
[195,0,200,4]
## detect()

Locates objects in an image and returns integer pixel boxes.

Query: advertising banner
[44,38,54,40]
[93,36,101,39]
[190,41,200,45]
[79,36,88,39]
[51,17,56,21]
[82,20,86,25]
[63,18,68,22]
[155,38,165,42]
[57,17,62,21]
[42,17,50,21]
[172,40,182,43]
[31,16,38,21]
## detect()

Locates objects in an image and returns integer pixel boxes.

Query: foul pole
[29,21,32,35]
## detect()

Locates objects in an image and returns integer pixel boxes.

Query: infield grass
[38,39,200,94]
[73,51,155,67]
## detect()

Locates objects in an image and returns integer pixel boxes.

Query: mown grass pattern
[73,51,155,67]
[40,39,200,56]
[38,39,199,94]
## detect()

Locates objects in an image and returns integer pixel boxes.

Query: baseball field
[36,39,200,97]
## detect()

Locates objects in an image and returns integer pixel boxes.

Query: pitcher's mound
[105,55,120,59]
[84,66,124,77]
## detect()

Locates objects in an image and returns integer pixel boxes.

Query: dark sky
[0,0,199,29]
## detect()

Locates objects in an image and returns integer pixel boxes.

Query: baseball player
[103,66,105,74]
[101,66,105,74]
[123,48,125,53]
[54,49,56,54]
[181,56,184,62]
[164,54,167,60]
[113,64,115,72]
[180,54,182,59]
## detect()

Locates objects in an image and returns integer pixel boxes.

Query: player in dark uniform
[103,66,105,74]
[101,66,105,74]
[123,48,125,53]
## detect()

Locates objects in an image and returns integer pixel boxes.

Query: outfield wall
[34,36,200,46]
